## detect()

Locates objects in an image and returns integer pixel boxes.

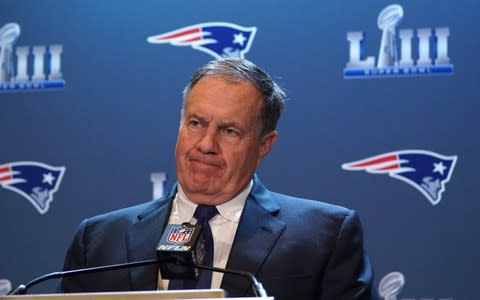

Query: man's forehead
[186,78,261,104]
[190,75,260,94]
[183,105,252,122]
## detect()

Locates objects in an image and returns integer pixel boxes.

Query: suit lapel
[126,193,175,290]
[221,176,286,296]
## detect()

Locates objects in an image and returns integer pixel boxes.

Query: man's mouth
[188,157,222,170]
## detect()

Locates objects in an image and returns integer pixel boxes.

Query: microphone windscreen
[156,222,202,280]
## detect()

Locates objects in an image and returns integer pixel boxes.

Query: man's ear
[258,131,278,160]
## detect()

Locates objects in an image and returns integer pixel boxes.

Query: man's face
[175,75,276,205]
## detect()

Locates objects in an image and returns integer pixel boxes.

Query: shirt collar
[174,180,253,223]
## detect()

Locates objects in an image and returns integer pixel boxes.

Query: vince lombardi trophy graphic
[377,5,403,68]
[0,23,20,82]
[378,272,405,300]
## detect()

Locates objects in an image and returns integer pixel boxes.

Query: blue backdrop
[1,1,478,299]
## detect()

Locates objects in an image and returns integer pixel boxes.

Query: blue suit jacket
[59,176,375,300]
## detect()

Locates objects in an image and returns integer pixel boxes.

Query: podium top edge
[0,289,263,300]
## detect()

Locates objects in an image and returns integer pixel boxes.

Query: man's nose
[196,128,219,154]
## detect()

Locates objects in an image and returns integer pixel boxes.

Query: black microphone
[156,222,202,280]
[156,222,267,297]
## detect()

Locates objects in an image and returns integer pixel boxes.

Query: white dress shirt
[159,180,252,290]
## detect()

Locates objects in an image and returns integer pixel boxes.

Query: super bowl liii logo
[0,23,65,92]
[344,4,453,78]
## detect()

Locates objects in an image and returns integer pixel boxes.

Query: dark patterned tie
[168,205,218,290]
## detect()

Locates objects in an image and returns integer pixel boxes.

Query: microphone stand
[8,259,159,296]
[191,263,267,297]
[8,258,267,298]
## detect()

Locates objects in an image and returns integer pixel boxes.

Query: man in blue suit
[59,58,375,299]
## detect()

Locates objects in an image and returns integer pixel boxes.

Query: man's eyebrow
[218,120,241,128]
[185,113,246,131]
[185,113,206,121]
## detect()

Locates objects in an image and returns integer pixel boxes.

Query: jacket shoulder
[272,191,353,216]
[81,197,171,232]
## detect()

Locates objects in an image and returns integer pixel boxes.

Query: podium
[0,290,273,300]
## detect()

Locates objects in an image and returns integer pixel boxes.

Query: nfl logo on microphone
[167,225,194,244]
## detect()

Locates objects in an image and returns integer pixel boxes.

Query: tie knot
[194,205,218,223]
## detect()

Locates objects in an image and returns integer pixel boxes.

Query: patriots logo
[0,161,66,214]
[342,150,457,205]
[147,22,257,59]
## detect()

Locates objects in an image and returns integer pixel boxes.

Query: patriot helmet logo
[0,161,66,214]
[167,224,195,244]
[147,22,257,59]
[342,150,457,205]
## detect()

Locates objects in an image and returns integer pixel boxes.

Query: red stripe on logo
[179,36,202,43]
[350,154,397,168]
[0,166,11,174]
[159,27,200,41]
[376,163,400,171]
[0,175,12,182]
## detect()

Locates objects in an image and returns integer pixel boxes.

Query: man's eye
[224,128,239,136]
[189,120,201,128]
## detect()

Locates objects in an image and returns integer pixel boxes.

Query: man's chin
[182,178,221,195]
